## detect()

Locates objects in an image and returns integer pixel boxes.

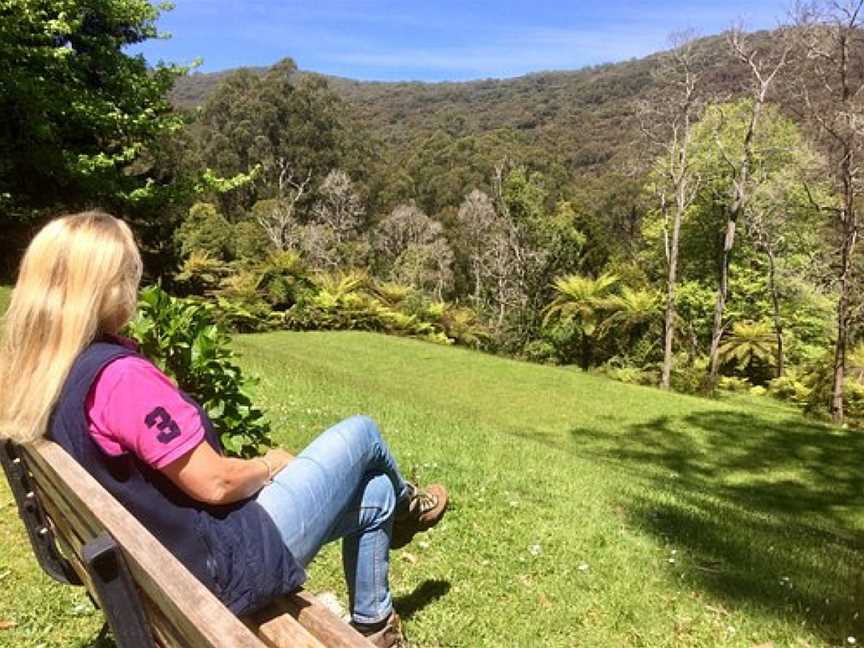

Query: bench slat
[25,441,270,648]
[249,590,376,648]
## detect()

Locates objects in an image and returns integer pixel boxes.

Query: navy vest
[49,340,305,615]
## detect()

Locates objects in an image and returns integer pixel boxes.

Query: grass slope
[2,330,863,646]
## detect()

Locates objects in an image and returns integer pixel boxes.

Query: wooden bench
[1,438,374,648]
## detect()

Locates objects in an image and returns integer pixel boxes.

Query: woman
[0,211,448,648]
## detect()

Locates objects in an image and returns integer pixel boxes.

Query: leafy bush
[718,376,752,393]
[125,285,273,457]
[521,339,559,364]
[601,364,657,386]
[176,202,235,260]
[255,251,315,311]
[210,296,273,333]
[844,381,864,421]
[767,369,811,404]
[233,219,273,261]
[423,301,489,349]
[174,250,229,297]
[669,354,710,394]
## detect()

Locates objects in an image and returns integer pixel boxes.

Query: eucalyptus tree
[312,170,365,247]
[705,27,790,389]
[455,189,502,309]
[251,164,311,252]
[746,161,827,377]
[682,100,821,387]
[197,60,353,218]
[640,32,706,390]
[790,0,864,423]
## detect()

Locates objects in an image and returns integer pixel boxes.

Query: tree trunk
[832,207,857,424]
[660,203,684,390]
[768,246,786,378]
[707,216,737,388]
[766,246,785,378]
[832,278,850,424]
[581,333,593,371]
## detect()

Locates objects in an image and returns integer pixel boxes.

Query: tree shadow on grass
[569,410,864,643]
[394,579,451,621]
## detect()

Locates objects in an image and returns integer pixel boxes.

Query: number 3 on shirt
[144,406,182,444]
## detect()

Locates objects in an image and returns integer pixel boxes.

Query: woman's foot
[352,611,407,648]
[391,483,448,549]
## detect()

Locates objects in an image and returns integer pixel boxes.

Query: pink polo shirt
[85,344,205,469]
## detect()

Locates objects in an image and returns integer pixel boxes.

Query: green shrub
[256,252,315,311]
[125,285,273,457]
[174,250,229,297]
[176,202,234,260]
[602,364,657,386]
[521,339,559,365]
[767,370,811,404]
[670,354,710,394]
[211,296,273,333]
[424,301,489,349]
[425,330,454,346]
[718,376,752,393]
[233,219,272,261]
[844,381,864,420]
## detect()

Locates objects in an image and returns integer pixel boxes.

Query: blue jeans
[256,415,409,624]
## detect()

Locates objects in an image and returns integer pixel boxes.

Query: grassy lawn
[2,330,863,646]
[0,286,10,314]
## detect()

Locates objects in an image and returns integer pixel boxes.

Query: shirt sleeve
[86,356,206,469]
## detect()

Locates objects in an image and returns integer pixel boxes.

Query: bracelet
[254,457,273,485]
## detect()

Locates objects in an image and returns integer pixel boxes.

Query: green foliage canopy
[0,0,185,220]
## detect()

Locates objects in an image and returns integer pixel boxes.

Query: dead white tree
[455,189,506,308]
[312,169,365,246]
[376,203,454,298]
[254,157,311,251]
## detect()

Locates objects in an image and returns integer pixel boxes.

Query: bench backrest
[20,439,334,647]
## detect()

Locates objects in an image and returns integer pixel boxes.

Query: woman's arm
[85,355,295,504]
[161,444,294,505]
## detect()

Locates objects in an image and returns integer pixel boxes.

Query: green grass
[2,330,863,647]
[0,286,10,314]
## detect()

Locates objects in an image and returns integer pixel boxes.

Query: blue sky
[131,1,792,81]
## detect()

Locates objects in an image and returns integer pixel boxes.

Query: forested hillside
[172,33,756,179]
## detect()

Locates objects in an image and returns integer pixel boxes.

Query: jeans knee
[365,473,396,524]
[345,415,383,448]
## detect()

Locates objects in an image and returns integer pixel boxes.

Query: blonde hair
[0,211,143,444]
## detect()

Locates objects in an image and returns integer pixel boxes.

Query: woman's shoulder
[96,354,176,392]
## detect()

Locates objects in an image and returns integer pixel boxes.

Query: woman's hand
[161,442,294,505]
[262,448,294,477]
